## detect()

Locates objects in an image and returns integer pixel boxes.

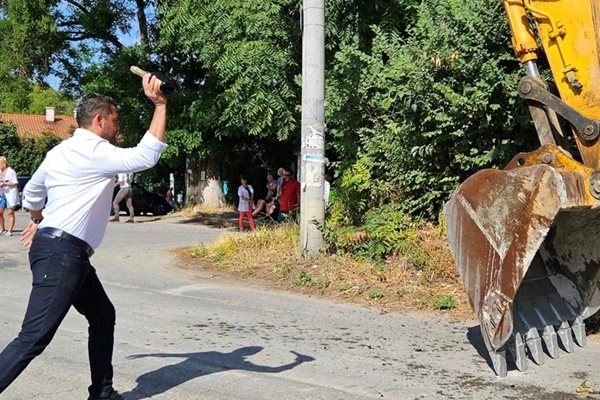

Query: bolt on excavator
[445,0,600,376]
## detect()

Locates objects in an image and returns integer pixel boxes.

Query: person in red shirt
[278,168,300,222]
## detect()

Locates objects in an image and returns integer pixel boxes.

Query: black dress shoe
[87,390,123,400]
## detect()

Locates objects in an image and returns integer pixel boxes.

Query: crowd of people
[236,166,314,231]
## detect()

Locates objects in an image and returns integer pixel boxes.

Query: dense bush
[324,203,426,263]
[319,0,545,263]
[0,121,60,175]
[326,0,537,222]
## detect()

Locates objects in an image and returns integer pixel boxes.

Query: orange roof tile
[0,113,77,140]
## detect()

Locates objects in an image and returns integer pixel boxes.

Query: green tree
[0,0,62,80]
[158,0,301,141]
[0,0,153,83]
[156,0,302,199]
[0,121,60,175]
[0,76,32,112]
[27,85,76,115]
[0,0,166,186]
[326,0,536,221]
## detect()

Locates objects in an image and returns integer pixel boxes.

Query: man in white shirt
[0,74,167,400]
[110,172,135,223]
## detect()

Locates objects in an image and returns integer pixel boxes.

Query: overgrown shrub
[326,0,537,221]
[323,203,427,263]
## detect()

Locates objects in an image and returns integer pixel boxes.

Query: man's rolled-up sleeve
[23,163,48,211]
[100,131,168,175]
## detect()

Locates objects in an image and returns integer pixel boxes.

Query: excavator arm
[445,0,600,376]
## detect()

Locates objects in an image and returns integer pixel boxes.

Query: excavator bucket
[445,145,600,376]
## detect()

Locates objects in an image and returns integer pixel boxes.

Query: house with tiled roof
[0,107,76,140]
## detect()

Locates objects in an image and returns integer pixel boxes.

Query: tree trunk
[134,0,149,50]
[186,157,226,207]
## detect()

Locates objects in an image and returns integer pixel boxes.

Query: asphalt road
[0,214,599,399]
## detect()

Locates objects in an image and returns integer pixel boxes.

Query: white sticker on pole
[304,159,322,187]
[306,125,324,149]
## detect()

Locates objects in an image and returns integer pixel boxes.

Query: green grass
[294,270,313,286]
[368,289,384,299]
[189,245,208,258]
[432,295,457,310]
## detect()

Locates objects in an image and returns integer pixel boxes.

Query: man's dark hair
[76,93,117,127]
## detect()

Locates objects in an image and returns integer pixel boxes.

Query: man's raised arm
[143,73,167,143]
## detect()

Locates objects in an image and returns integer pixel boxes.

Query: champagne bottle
[130,66,176,95]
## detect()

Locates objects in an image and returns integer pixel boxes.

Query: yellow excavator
[445,0,600,376]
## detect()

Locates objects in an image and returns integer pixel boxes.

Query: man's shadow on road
[121,346,315,399]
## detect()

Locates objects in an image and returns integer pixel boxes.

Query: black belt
[37,227,95,257]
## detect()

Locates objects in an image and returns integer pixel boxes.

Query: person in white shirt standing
[237,175,255,231]
[0,74,167,400]
[110,172,135,223]
[0,156,18,236]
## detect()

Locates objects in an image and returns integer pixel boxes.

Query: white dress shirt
[23,128,167,249]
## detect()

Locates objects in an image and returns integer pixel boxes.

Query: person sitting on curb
[253,173,277,218]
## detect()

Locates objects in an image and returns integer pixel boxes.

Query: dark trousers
[0,231,116,397]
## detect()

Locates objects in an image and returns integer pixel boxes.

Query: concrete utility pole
[300,0,325,257]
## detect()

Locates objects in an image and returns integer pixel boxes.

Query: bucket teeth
[541,325,559,358]
[557,321,574,353]
[531,302,560,358]
[525,327,544,365]
[572,316,586,347]
[490,348,508,377]
[502,316,588,374]
[508,333,528,372]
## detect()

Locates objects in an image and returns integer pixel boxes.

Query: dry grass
[174,203,236,218]
[174,221,473,319]
[172,212,600,339]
